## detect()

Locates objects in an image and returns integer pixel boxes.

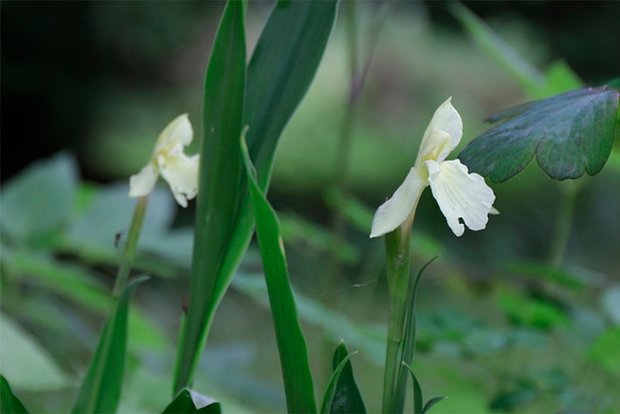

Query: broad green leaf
[242,138,316,413]
[1,375,29,414]
[174,0,247,394]
[459,87,620,182]
[72,276,147,414]
[450,3,545,96]
[322,343,366,414]
[0,313,70,391]
[175,0,338,393]
[320,349,359,414]
[162,389,221,414]
[1,152,77,243]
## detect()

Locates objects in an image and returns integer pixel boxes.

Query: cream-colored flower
[129,114,198,207]
[370,98,497,238]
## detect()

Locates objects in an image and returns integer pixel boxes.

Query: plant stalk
[382,226,412,413]
[113,195,148,297]
[548,180,579,268]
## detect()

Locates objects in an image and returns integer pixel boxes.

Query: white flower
[129,114,199,207]
[370,98,497,238]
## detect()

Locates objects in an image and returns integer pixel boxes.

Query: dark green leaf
[422,396,447,414]
[245,0,339,187]
[402,364,446,414]
[1,375,29,414]
[72,276,147,414]
[320,349,359,414]
[175,0,338,394]
[324,343,366,414]
[1,152,77,243]
[459,87,620,182]
[174,0,247,394]
[242,138,316,413]
[162,389,221,414]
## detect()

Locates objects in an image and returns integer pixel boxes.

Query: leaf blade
[1,375,29,414]
[325,343,366,414]
[162,389,221,414]
[459,87,620,182]
[72,276,148,414]
[242,138,317,414]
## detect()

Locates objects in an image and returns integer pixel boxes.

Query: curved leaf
[175,0,338,394]
[174,0,247,394]
[242,138,316,413]
[320,348,360,414]
[459,87,620,182]
[1,375,29,414]
[72,277,148,414]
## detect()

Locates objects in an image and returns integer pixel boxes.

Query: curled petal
[158,153,199,208]
[155,113,193,154]
[426,159,495,237]
[416,97,463,164]
[129,163,158,198]
[370,168,426,238]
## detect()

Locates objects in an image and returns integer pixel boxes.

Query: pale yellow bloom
[129,114,198,207]
[370,98,497,238]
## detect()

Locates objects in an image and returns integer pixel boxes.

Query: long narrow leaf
[175,0,338,393]
[174,0,247,393]
[390,258,437,412]
[72,276,147,413]
[1,375,29,414]
[322,343,366,414]
[242,138,316,413]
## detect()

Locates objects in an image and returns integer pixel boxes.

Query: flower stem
[548,180,580,268]
[113,195,148,297]
[382,226,412,413]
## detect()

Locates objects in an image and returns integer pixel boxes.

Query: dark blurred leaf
[496,287,569,330]
[324,343,366,414]
[504,261,585,290]
[320,347,360,414]
[1,152,77,244]
[174,0,246,394]
[242,138,316,413]
[162,389,221,414]
[422,396,447,414]
[459,87,620,182]
[490,383,538,413]
[72,276,147,414]
[1,375,29,413]
[175,0,338,393]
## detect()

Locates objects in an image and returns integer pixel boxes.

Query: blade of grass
[175,0,338,393]
[241,137,316,413]
[72,276,148,414]
[1,375,29,414]
[450,3,545,96]
[174,0,247,393]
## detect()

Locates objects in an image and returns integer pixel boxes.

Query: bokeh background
[2,1,620,413]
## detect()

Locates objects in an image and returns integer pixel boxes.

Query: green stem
[548,180,579,268]
[112,195,148,297]
[382,226,412,414]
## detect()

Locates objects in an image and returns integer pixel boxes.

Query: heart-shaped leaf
[459,86,620,182]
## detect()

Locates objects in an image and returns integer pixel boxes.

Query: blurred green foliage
[1,1,619,413]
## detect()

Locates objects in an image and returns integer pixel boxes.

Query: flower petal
[370,168,426,238]
[426,159,495,237]
[129,162,158,198]
[155,113,193,154]
[158,153,199,208]
[416,97,463,164]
